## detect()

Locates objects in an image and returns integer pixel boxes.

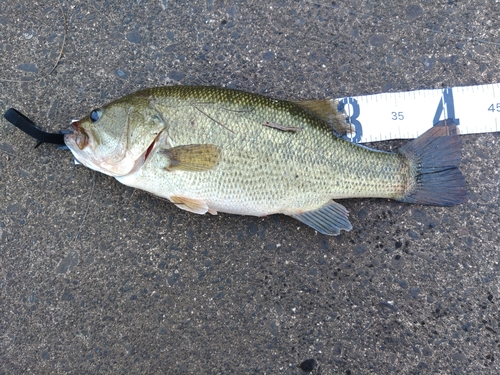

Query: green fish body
[65,86,467,235]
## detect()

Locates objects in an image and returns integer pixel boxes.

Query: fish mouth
[70,120,90,150]
[64,120,84,147]
[64,128,93,168]
[64,121,163,176]
[63,130,77,148]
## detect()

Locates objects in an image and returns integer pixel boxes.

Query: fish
[64,86,467,235]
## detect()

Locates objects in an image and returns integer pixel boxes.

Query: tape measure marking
[338,83,500,143]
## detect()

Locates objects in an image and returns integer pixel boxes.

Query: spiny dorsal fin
[160,144,221,172]
[294,99,354,136]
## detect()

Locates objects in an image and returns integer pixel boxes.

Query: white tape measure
[337,83,500,143]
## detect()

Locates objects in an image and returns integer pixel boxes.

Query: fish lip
[63,132,75,145]
[60,119,80,146]
[63,133,83,165]
[64,120,79,145]
[72,120,80,130]
[65,120,91,150]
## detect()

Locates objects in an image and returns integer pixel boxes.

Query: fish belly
[116,135,407,217]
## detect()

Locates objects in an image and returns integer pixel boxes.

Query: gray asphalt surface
[1,1,500,374]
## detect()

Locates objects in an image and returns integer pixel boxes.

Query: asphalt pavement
[1,1,500,374]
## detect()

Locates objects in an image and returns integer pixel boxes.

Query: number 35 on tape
[336,83,500,143]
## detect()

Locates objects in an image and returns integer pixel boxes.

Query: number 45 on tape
[336,83,500,143]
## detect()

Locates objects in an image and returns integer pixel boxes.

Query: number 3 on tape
[338,97,363,143]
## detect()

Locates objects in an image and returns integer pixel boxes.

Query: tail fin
[398,124,467,206]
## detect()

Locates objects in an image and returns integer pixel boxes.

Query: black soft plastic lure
[3,108,66,148]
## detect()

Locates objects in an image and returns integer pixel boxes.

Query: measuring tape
[337,83,500,143]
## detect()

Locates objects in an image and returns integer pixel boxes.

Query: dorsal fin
[294,99,354,136]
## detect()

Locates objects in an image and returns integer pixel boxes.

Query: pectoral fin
[289,201,353,235]
[160,144,221,172]
[294,99,354,136]
[170,196,215,215]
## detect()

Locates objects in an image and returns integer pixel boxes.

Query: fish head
[65,97,165,177]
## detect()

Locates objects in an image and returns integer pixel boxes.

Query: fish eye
[90,108,102,123]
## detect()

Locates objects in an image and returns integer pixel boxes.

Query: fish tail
[397,124,467,206]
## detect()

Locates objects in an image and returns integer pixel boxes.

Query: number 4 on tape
[433,88,460,126]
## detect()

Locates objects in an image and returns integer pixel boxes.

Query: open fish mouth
[70,120,90,150]
[63,132,84,165]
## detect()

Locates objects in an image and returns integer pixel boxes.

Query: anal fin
[289,201,353,236]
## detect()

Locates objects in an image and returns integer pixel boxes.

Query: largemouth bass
[65,86,467,235]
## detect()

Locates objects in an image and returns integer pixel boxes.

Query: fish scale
[65,86,467,235]
[137,89,403,207]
